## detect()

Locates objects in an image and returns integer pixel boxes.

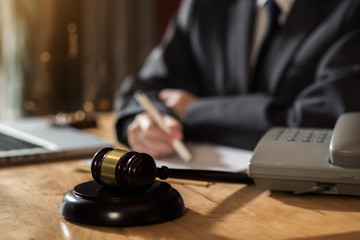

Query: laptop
[0,118,111,165]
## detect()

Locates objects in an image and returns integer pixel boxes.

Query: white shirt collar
[276,0,295,15]
[257,0,295,24]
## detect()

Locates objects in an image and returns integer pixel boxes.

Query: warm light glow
[75,110,86,121]
[40,51,51,62]
[83,101,94,112]
[67,23,77,33]
[96,99,111,110]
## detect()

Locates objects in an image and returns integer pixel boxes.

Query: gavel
[91,148,254,191]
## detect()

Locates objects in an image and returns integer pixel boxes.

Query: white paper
[155,142,252,172]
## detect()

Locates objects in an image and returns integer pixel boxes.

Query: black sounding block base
[60,180,185,226]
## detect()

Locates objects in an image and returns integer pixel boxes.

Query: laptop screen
[0,118,111,165]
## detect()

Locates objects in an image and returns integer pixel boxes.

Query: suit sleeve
[288,28,360,127]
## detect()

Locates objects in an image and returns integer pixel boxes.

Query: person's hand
[127,112,183,158]
[159,89,197,120]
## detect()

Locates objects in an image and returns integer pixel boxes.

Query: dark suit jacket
[115,0,360,150]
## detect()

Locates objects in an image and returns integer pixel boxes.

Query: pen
[135,90,193,163]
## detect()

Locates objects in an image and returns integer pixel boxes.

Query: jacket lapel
[226,0,255,94]
[264,0,328,94]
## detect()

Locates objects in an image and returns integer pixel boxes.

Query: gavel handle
[157,166,254,184]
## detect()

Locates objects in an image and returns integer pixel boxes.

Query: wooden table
[2,113,360,240]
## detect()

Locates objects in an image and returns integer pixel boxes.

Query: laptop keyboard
[0,132,43,151]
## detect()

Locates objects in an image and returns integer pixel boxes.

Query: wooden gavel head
[91,148,157,191]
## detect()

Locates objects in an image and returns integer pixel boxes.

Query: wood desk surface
[1,113,360,240]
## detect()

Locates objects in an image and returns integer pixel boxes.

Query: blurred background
[0,0,181,120]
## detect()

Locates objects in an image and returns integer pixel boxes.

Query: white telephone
[248,112,360,195]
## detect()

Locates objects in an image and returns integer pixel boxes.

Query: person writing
[114,0,360,158]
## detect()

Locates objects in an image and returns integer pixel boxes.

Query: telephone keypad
[273,129,331,143]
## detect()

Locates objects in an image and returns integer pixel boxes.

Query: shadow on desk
[269,191,360,212]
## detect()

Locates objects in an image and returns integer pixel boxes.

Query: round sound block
[60,180,185,226]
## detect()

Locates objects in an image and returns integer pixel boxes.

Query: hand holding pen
[128,90,193,162]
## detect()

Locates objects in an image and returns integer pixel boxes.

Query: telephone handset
[329,113,360,167]
[248,112,360,196]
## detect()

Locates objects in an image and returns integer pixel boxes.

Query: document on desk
[155,142,252,172]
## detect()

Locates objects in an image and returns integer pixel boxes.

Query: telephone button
[301,131,314,142]
[301,138,311,142]
[287,130,299,141]
[315,131,329,143]
[272,129,284,140]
